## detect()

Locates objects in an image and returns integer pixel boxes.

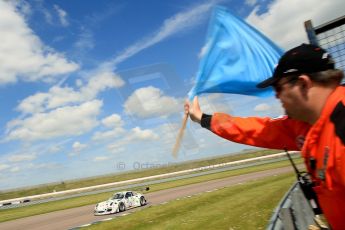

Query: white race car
[94,191,147,215]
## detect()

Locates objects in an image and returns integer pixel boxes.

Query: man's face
[273,76,304,120]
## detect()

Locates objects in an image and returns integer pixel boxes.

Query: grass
[0,157,302,223]
[0,149,281,201]
[87,172,295,230]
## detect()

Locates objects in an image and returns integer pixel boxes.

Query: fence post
[304,20,319,46]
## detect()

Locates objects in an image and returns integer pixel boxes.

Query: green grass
[0,149,281,201]
[0,158,302,223]
[87,173,295,230]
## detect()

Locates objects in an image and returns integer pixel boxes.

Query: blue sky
[0,0,344,190]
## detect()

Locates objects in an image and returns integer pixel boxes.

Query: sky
[0,0,344,190]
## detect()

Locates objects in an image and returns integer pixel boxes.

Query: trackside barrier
[305,15,345,83]
[0,151,298,206]
[267,182,329,230]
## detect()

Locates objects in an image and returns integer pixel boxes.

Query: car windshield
[111,193,124,199]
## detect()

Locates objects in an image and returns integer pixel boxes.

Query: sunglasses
[273,77,299,93]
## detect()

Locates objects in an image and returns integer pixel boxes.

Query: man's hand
[184,96,202,123]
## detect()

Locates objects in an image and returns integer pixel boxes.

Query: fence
[305,15,345,83]
[267,182,329,230]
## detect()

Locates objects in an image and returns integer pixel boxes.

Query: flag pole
[172,113,188,158]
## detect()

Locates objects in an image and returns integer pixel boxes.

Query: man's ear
[298,75,312,98]
[298,75,313,90]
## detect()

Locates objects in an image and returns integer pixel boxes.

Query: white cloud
[0,164,10,172]
[130,127,159,141]
[107,142,126,154]
[154,123,180,145]
[93,156,110,162]
[16,0,32,17]
[48,145,61,153]
[102,114,123,128]
[28,162,60,170]
[17,70,124,114]
[68,152,79,157]
[104,126,158,154]
[0,1,78,85]
[246,0,345,49]
[109,2,215,66]
[35,0,53,24]
[17,87,80,114]
[92,113,125,142]
[124,86,180,118]
[54,4,69,27]
[254,103,271,112]
[245,0,257,7]
[8,153,36,162]
[10,166,20,173]
[72,141,87,152]
[198,40,210,59]
[198,94,232,114]
[6,100,102,142]
[81,70,125,99]
[74,28,94,51]
[92,127,125,141]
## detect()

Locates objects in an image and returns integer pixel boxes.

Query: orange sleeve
[209,113,311,150]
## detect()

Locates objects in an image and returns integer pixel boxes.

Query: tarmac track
[0,166,294,230]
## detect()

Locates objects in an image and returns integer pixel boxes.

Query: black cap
[257,43,335,88]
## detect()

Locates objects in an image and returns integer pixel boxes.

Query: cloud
[93,156,110,162]
[101,114,124,128]
[153,123,180,146]
[109,1,215,66]
[92,127,125,141]
[16,70,124,114]
[10,166,20,173]
[105,126,158,154]
[254,103,271,112]
[0,1,78,85]
[28,162,60,170]
[8,153,36,162]
[48,145,62,153]
[198,94,232,114]
[54,4,69,27]
[198,41,210,59]
[34,0,53,24]
[80,70,125,100]
[74,27,94,51]
[16,0,32,17]
[124,86,180,118]
[6,100,102,142]
[245,0,257,7]
[72,141,87,152]
[107,142,126,154]
[246,0,345,49]
[92,113,125,141]
[0,164,10,172]
[130,127,159,141]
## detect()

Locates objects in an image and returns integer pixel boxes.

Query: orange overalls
[203,86,345,229]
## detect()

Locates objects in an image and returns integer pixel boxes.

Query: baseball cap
[257,43,335,88]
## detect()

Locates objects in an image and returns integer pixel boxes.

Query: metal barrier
[267,182,329,230]
[305,15,345,79]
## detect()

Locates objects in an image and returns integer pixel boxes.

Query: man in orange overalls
[185,44,345,229]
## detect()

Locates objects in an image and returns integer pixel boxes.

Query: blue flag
[188,6,284,100]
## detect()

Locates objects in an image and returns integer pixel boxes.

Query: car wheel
[119,202,125,212]
[140,196,146,206]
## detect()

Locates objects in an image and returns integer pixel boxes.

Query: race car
[94,191,147,215]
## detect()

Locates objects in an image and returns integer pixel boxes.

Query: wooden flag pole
[172,113,189,158]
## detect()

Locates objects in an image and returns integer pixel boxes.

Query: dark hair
[307,69,344,85]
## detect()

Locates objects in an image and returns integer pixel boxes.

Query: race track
[0,166,294,230]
